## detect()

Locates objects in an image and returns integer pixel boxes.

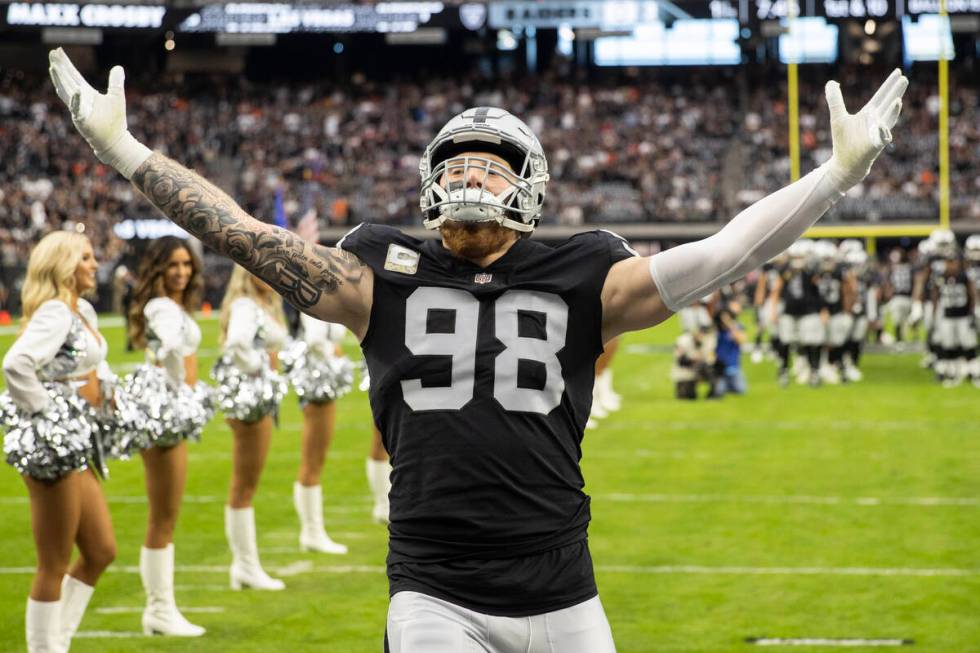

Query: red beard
[439,221,515,262]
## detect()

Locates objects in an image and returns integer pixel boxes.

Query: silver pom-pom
[108,365,216,456]
[98,371,154,462]
[0,383,97,481]
[188,380,216,425]
[279,340,355,406]
[210,356,287,423]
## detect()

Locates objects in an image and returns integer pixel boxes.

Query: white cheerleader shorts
[385,591,616,653]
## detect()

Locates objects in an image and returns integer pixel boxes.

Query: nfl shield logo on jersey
[474,272,493,284]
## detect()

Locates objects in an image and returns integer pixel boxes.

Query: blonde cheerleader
[1,232,117,652]
[212,266,288,590]
[280,313,353,554]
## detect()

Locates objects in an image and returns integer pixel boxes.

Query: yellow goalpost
[783,0,952,254]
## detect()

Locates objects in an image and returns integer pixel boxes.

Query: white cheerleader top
[2,298,108,414]
[224,297,287,373]
[144,297,202,387]
[299,312,346,358]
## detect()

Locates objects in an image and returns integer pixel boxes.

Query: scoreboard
[707,0,980,20]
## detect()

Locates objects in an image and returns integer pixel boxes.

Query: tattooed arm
[47,49,372,337]
[132,153,373,338]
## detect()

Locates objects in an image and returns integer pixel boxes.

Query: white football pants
[386,591,617,653]
[778,314,825,346]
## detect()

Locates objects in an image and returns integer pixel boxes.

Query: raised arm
[601,69,908,342]
[47,48,372,338]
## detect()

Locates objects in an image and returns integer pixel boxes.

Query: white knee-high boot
[365,458,391,525]
[140,544,205,637]
[59,576,93,652]
[26,598,63,653]
[293,483,348,554]
[224,506,285,591]
[596,368,622,412]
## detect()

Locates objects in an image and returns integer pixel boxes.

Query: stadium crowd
[1,65,978,312]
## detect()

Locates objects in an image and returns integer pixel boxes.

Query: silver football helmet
[929,229,958,259]
[419,107,549,233]
[964,234,980,262]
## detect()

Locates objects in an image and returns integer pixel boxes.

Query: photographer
[714,300,749,396]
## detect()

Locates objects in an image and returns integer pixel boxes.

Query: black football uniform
[939,271,972,319]
[890,262,913,298]
[852,268,879,318]
[817,265,845,314]
[780,268,819,317]
[338,224,636,617]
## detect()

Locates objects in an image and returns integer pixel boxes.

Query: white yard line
[598,493,980,507]
[747,637,912,647]
[74,631,146,639]
[175,585,231,591]
[598,565,980,577]
[0,495,370,509]
[96,606,225,614]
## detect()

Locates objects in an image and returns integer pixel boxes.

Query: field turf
[0,315,978,652]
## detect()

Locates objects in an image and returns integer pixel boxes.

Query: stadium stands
[0,64,977,311]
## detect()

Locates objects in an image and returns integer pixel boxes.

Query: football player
[884,246,915,344]
[966,235,980,327]
[841,247,878,382]
[815,240,856,384]
[930,234,978,387]
[48,49,907,652]
[769,240,823,387]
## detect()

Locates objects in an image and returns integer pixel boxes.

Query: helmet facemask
[421,154,536,232]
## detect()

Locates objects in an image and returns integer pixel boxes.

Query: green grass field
[1,315,978,652]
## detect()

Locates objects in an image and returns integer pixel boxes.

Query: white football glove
[909,299,923,325]
[48,47,151,179]
[825,68,909,190]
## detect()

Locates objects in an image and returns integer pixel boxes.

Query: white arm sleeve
[649,161,846,312]
[225,298,264,374]
[2,301,73,413]
[145,297,186,386]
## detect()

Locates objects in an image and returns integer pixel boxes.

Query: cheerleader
[281,314,353,553]
[213,266,288,590]
[1,232,117,652]
[366,425,392,525]
[356,368,392,525]
[125,237,211,636]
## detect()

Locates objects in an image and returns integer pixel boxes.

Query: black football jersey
[890,263,913,296]
[338,224,636,615]
[939,271,972,318]
[781,268,819,316]
[817,265,845,314]
[852,269,879,316]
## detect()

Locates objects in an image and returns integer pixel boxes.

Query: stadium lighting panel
[901,14,955,62]
[778,16,839,64]
[593,18,741,66]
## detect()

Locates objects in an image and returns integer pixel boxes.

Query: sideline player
[48,49,907,651]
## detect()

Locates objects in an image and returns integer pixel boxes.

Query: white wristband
[96,130,152,180]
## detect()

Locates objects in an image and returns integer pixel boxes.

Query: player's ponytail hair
[219,265,285,344]
[20,231,91,330]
